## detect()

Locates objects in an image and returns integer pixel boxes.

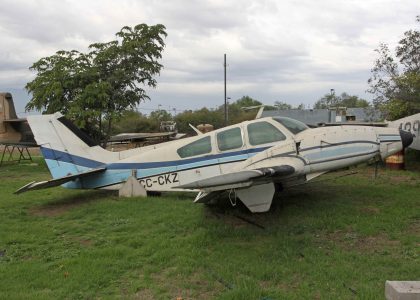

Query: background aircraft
[16,112,413,212]
[317,114,420,151]
[0,92,36,145]
[388,113,420,150]
[0,92,37,165]
[109,132,180,148]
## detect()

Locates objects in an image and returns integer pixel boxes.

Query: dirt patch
[29,203,80,217]
[29,191,110,217]
[146,268,222,299]
[355,165,420,185]
[133,288,155,300]
[407,221,420,235]
[67,236,92,247]
[203,208,267,229]
[321,230,400,253]
[384,174,420,185]
[260,280,299,292]
[407,222,420,248]
[358,206,380,215]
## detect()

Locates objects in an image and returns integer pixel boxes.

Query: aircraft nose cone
[400,130,414,148]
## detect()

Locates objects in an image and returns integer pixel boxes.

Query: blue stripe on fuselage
[40,139,384,190]
[303,145,376,161]
[40,146,270,189]
[40,146,269,170]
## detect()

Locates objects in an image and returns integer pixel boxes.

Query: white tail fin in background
[388,113,420,150]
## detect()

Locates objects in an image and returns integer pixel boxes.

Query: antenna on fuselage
[189,124,203,135]
[241,105,265,119]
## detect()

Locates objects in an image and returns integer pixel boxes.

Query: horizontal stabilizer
[15,167,106,194]
[3,118,27,123]
[179,165,295,189]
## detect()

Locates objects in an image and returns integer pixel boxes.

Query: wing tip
[14,181,37,194]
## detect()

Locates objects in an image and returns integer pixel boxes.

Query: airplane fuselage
[38,117,403,192]
[19,113,412,212]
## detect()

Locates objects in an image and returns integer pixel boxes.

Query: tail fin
[27,113,117,179]
[0,92,18,121]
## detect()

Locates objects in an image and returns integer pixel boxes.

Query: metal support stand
[0,145,33,166]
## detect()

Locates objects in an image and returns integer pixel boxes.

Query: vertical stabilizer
[0,92,18,120]
[0,93,22,141]
[27,113,117,179]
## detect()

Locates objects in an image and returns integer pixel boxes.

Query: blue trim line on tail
[40,147,104,168]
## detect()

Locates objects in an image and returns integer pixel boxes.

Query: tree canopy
[231,95,262,108]
[313,92,369,109]
[367,16,420,120]
[25,23,167,142]
[112,96,264,135]
[274,101,292,110]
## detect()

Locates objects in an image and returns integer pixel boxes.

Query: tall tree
[313,92,340,109]
[274,101,292,110]
[314,92,369,109]
[339,92,370,108]
[175,108,224,133]
[233,95,262,108]
[26,23,167,143]
[225,96,262,124]
[367,16,420,120]
[149,109,173,123]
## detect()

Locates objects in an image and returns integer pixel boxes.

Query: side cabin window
[217,127,243,151]
[177,136,212,158]
[247,121,286,145]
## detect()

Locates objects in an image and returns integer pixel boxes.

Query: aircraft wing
[15,167,106,194]
[3,118,27,123]
[0,141,38,147]
[109,132,175,143]
[178,165,295,190]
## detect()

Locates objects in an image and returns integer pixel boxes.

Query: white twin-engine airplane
[16,113,413,213]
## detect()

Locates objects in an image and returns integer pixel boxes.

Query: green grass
[0,156,419,299]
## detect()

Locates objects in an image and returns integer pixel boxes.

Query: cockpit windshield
[272,117,308,134]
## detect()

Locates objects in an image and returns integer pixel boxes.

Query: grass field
[0,155,419,299]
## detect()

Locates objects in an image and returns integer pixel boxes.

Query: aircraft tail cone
[399,130,414,148]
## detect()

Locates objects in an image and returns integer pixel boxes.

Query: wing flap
[179,170,263,189]
[178,165,295,189]
[15,167,106,194]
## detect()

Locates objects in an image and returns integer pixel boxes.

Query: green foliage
[25,24,167,141]
[274,101,292,110]
[314,92,370,109]
[296,103,306,109]
[368,16,420,120]
[149,109,172,122]
[166,96,261,134]
[232,95,262,108]
[174,108,224,134]
[226,96,263,124]
[339,93,370,108]
[266,101,306,111]
[111,110,158,134]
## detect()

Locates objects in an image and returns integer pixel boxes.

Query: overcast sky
[0,0,419,116]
